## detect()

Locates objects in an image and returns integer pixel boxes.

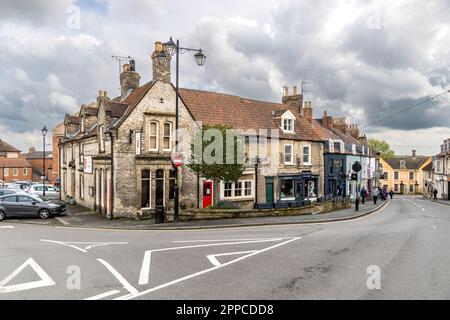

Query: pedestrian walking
[336,185,342,198]
[389,190,394,199]
[360,187,367,204]
[433,188,438,201]
[372,188,379,205]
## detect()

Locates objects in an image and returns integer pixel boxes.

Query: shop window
[141,169,151,208]
[280,179,295,200]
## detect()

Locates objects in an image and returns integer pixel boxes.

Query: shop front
[278,172,319,202]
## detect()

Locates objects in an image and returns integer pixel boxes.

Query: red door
[203,181,213,208]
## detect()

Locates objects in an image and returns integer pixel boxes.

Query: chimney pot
[293,86,298,96]
[412,150,417,157]
[283,86,288,97]
[104,91,107,98]
[98,90,102,97]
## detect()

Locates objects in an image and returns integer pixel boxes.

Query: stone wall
[165,199,350,222]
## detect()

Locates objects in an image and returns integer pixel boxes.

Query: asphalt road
[0,195,449,300]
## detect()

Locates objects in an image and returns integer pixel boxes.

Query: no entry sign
[172,156,183,168]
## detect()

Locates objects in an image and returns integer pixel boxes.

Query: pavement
[1,195,450,300]
[6,199,390,230]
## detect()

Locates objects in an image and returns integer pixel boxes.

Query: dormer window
[281,110,296,133]
[283,119,293,132]
[328,140,334,153]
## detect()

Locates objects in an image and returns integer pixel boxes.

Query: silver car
[27,184,60,200]
[0,188,29,197]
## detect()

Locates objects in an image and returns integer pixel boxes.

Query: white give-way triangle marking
[0,258,55,293]
[207,251,257,267]
[40,239,128,253]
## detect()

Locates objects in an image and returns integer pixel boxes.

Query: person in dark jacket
[360,187,367,204]
[433,189,438,200]
[389,190,394,199]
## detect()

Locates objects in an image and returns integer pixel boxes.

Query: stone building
[58,41,325,218]
[379,151,431,195]
[432,138,450,200]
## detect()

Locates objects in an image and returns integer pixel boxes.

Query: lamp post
[157,37,206,222]
[41,126,48,197]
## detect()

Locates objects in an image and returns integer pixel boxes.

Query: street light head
[41,126,48,137]
[164,38,177,56]
[194,50,206,66]
[156,51,168,65]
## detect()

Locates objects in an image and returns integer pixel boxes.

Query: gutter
[108,130,115,219]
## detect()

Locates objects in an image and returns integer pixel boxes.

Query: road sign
[172,156,183,168]
[352,161,362,172]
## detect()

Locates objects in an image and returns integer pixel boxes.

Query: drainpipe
[108,130,114,220]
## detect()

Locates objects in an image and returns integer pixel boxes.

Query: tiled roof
[384,156,430,170]
[0,157,32,168]
[25,151,53,159]
[422,161,433,171]
[0,139,20,153]
[112,81,155,128]
[65,115,80,125]
[179,88,323,141]
[106,101,129,118]
[312,120,342,140]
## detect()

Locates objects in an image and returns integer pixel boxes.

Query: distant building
[379,150,431,194]
[314,111,375,199]
[432,138,450,200]
[23,147,53,184]
[0,139,33,182]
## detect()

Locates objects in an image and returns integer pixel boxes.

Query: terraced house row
[54,41,377,218]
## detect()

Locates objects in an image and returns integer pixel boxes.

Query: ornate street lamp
[41,126,48,197]
[159,37,206,222]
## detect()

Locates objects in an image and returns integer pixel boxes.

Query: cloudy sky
[0,0,449,155]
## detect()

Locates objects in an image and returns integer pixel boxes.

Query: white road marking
[207,251,257,267]
[55,217,70,225]
[124,237,301,300]
[173,238,284,243]
[40,239,128,253]
[433,225,437,230]
[0,226,14,229]
[85,290,121,300]
[406,199,426,212]
[138,237,293,286]
[97,259,138,295]
[0,258,55,293]
[138,251,152,285]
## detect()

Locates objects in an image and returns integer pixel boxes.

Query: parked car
[0,194,66,221]
[0,188,29,197]
[26,184,60,200]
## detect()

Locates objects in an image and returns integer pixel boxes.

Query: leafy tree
[188,124,245,207]
[368,139,395,159]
